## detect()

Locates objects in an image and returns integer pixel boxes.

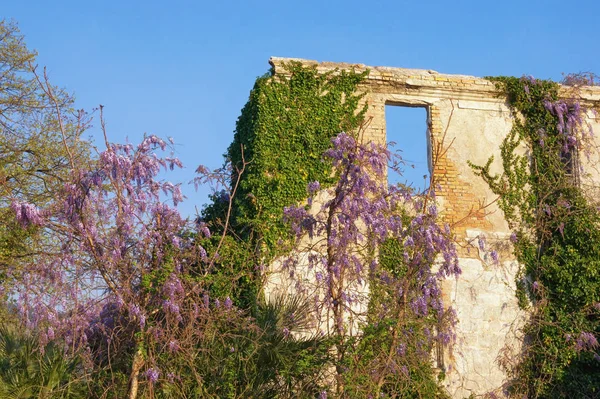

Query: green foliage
[150,296,329,399]
[341,320,450,399]
[226,61,368,252]
[471,76,600,398]
[0,19,92,287]
[197,62,370,396]
[196,234,259,310]
[199,62,450,398]
[0,325,85,398]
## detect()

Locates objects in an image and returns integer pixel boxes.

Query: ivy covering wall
[472,76,600,398]
[226,62,368,251]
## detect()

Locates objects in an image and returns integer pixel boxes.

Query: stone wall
[268,57,600,397]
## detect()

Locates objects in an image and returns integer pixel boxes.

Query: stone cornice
[270,57,600,106]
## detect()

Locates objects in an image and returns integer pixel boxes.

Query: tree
[0,19,92,296]
[5,122,328,397]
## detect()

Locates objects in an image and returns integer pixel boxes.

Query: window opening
[385,105,430,192]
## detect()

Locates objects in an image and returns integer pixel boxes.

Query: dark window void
[385,105,430,192]
[561,146,580,185]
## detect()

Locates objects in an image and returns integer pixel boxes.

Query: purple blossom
[128,304,143,324]
[428,205,438,217]
[224,296,233,310]
[146,368,160,384]
[168,340,180,353]
[490,250,499,264]
[163,274,184,300]
[307,181,321,194]
[198,245,208,261]
[478,234,486,251]
[138,314,146,329]
[10,200,44,227]
[396,343,406,356]
[197,222,211,238]
[575,332,599,352]
[162,299,180,316]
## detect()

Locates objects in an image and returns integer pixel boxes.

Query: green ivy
[227,61,368,253]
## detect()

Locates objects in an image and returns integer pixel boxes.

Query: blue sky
[5,0,599,217]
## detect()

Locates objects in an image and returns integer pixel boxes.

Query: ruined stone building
[264,57,600,398]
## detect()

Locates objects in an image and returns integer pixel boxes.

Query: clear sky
[4,0,599,217]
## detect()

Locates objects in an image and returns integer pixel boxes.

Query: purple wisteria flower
[575,332,599,352]
[307,181,321,194]
[168,340,180,353]
[224,296,233,310]
[10,200,44,227]
[146,368,160,384]
[478,234,486,251]
[490,250,499,264]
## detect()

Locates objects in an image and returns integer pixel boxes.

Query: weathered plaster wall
[268,57,600,398]
[580,108,600,202]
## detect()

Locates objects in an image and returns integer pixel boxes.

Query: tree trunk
[127,346,145,399]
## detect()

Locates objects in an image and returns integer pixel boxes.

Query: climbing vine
[226,61,368,251]
[471,76,600,397]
